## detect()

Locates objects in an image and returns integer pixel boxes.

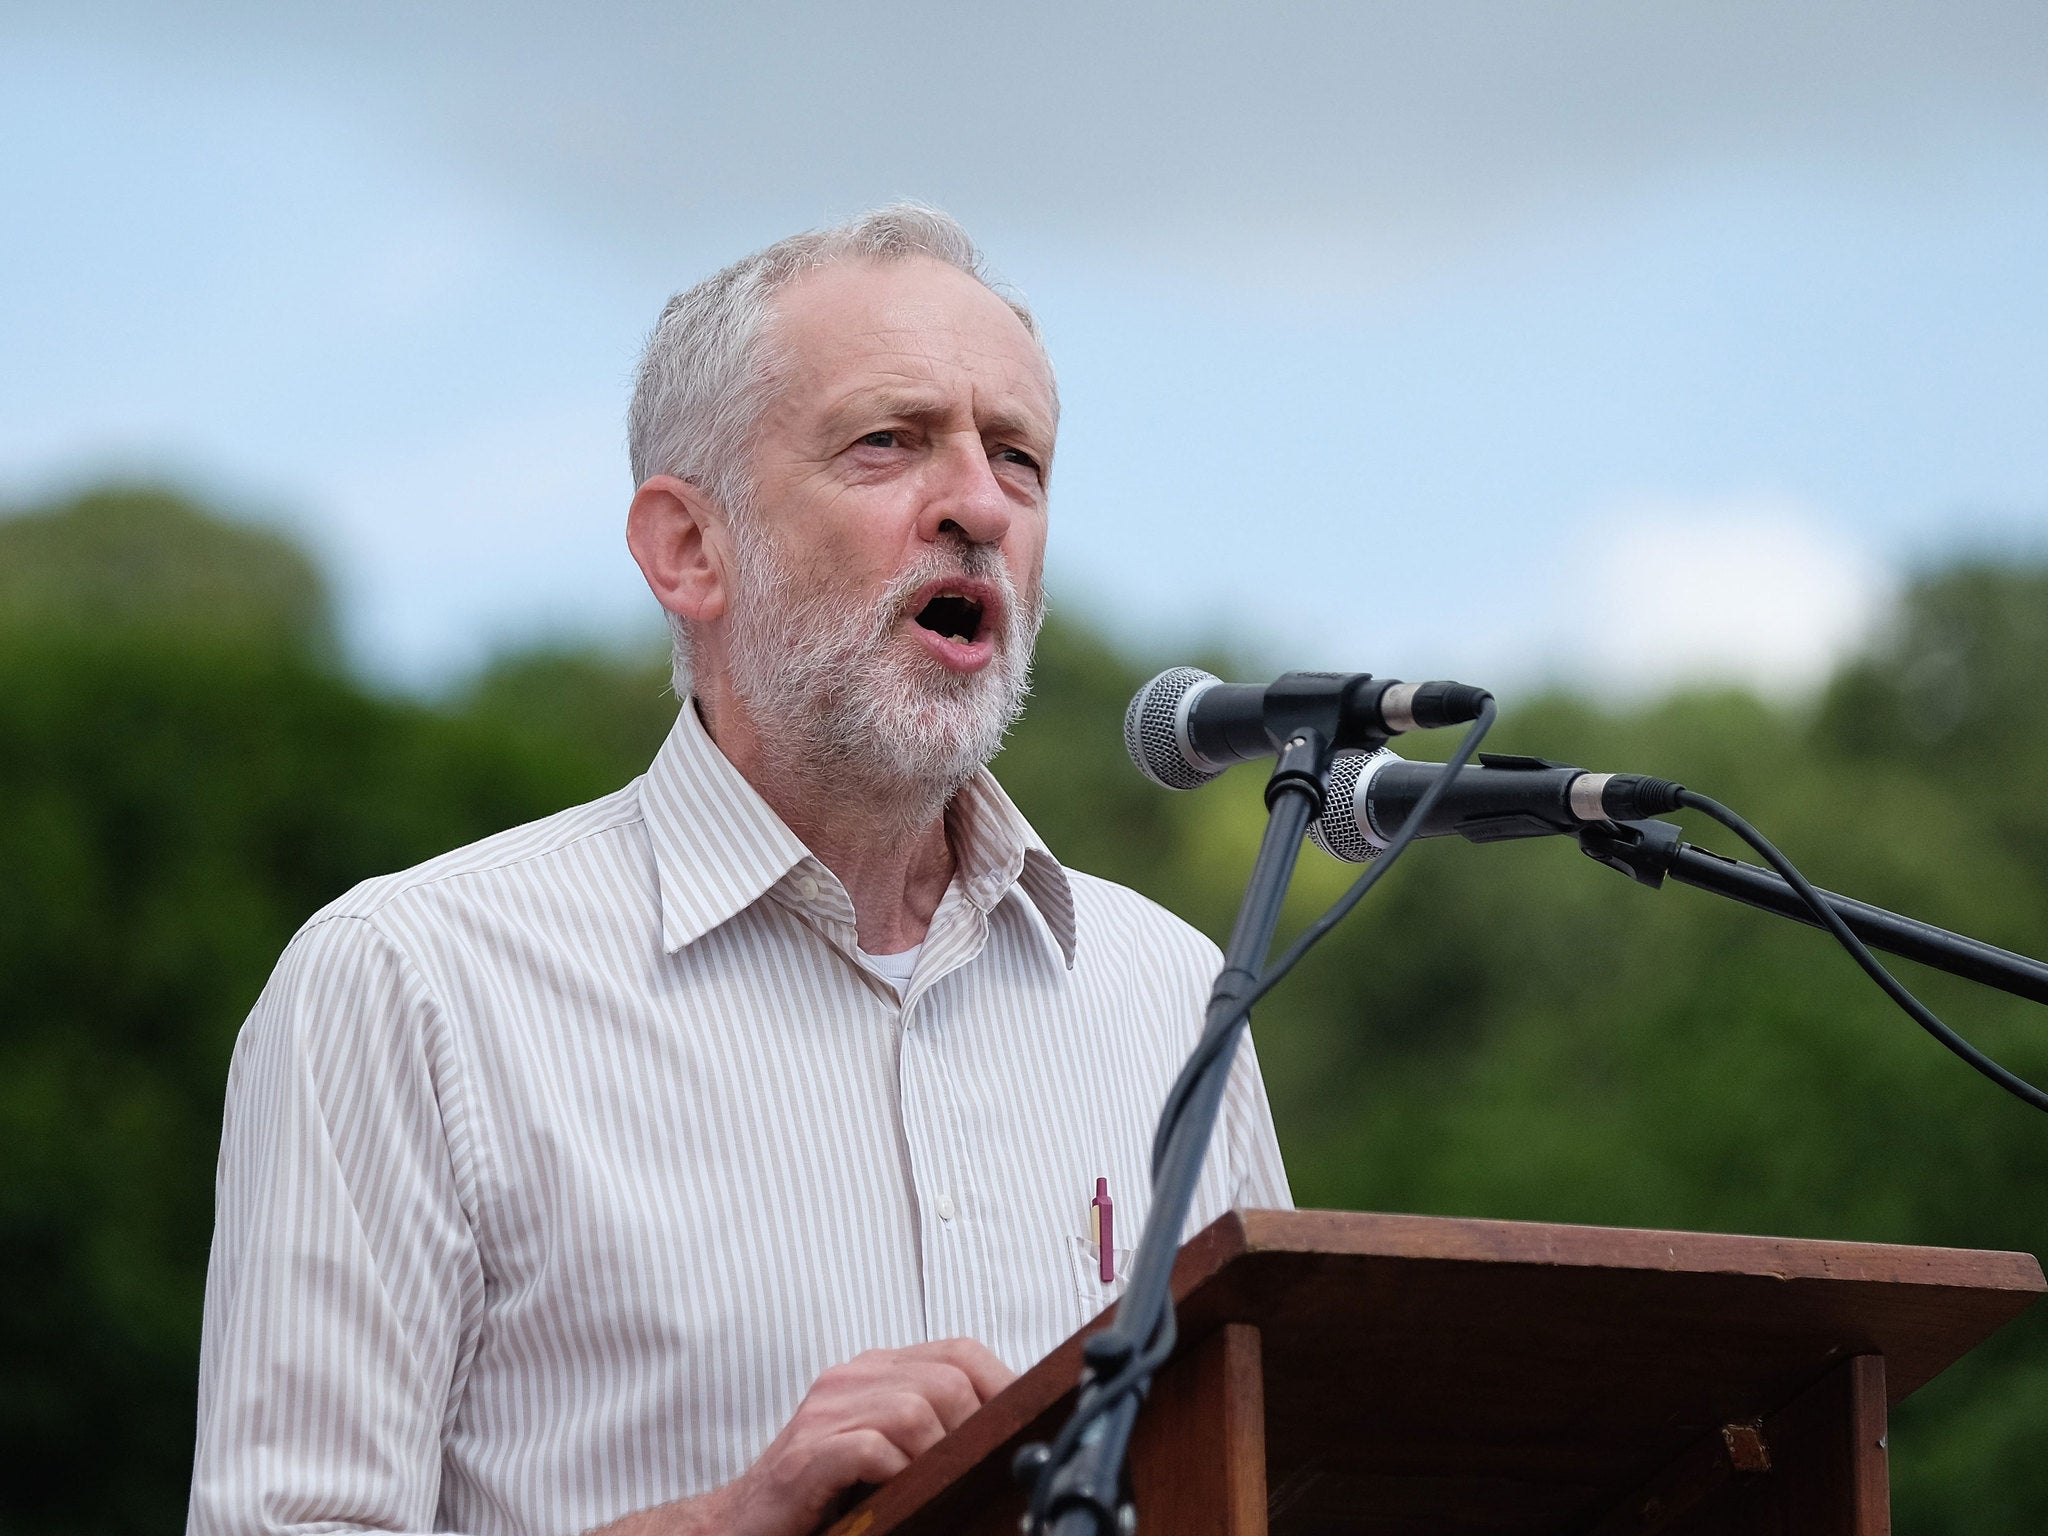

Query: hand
[683,1338,1016,1536]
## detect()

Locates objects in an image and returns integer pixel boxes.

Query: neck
[694,690,959,954]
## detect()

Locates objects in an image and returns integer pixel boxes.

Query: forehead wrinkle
[818,384,940,438]
[765,278,1058,451]
[871,327,1056,407]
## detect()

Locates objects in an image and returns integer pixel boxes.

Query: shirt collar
[945,767,1078,969]
[639,702,1077,967]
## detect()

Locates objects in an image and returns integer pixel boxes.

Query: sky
[4,2,2046,703]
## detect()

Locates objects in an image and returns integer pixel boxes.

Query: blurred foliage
[4,483,2048,1533]
[0,485,336,659]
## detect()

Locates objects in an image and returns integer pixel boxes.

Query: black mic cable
[1307,749,2048,1116]
[1024,694,1501,1534]
[1147,704,1506,1172]
[1675,788,2048,1116]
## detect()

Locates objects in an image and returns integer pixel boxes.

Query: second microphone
[1309,750,1687,861]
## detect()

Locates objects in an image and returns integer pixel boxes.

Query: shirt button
[795,874,820,900]
[936,1193,956,1222]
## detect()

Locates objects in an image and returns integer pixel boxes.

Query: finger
[806,1342,1012,1427]
[766,1430,912,1532]
[783,1377,952,1459]
[910,1337,1017,1403]
[888,1361,982,1434]
[823,1426,916,1488]
[867,1388,951,1461]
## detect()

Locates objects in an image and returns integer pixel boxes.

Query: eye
[995,446,1042,473]
[857,429,898,449]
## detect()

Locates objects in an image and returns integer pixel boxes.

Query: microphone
[1308,749,1686,861]
[1124,667,1492,790]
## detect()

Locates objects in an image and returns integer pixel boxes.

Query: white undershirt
[858,941,923,994]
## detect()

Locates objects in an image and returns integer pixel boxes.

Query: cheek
[1007,516,1049,588]
[791,533,921,617]
[767,494,904,579]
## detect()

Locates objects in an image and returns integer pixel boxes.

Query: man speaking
[188,205,1290,1536]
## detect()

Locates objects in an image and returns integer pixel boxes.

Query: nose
[918,436,1013,548]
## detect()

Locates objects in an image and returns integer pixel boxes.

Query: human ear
[627,475,731,624]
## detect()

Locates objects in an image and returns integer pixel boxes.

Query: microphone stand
[1579,819,2048,1005]
[1020,729,1337,1535]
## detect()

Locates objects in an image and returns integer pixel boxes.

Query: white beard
[721,521,1044,809]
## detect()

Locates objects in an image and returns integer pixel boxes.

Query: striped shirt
[189,702,1291,1536]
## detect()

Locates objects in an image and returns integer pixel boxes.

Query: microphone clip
[1263,722,1339,812]
[1577,816,1684,887]
[1257,673,1404,813]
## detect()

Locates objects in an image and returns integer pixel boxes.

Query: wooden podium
[824,1210,2043,1536]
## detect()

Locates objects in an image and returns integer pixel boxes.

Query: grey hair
[627,203,1054,696]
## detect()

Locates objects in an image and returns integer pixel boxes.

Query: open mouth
[913,592,987,643]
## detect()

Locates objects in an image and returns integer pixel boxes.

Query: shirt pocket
[1068,1234,1137,1315]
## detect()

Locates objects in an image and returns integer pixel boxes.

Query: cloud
[16,1,2048,291]
[1548,494,1886,698]
[6,5,2040,693]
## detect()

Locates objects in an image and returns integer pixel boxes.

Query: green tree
[1820,557,2048,897]
[0,490,625,1534]
[0,484,337,659]
[459,642,679,782]
[5,482,2048,1533]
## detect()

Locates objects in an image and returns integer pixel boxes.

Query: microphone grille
[1123,667,1225,790]
[1308,750,1390,864]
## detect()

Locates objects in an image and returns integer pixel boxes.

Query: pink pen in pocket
[1089,1176,1114,1283]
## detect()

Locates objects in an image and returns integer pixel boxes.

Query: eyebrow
[821,387,1054,450]
[821,387,944,436]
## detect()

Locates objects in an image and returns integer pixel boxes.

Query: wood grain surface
[820,1210,2039,1536]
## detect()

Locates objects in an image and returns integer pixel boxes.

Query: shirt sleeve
[1225,1026,1294,1211]
[189,915,485,1536]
